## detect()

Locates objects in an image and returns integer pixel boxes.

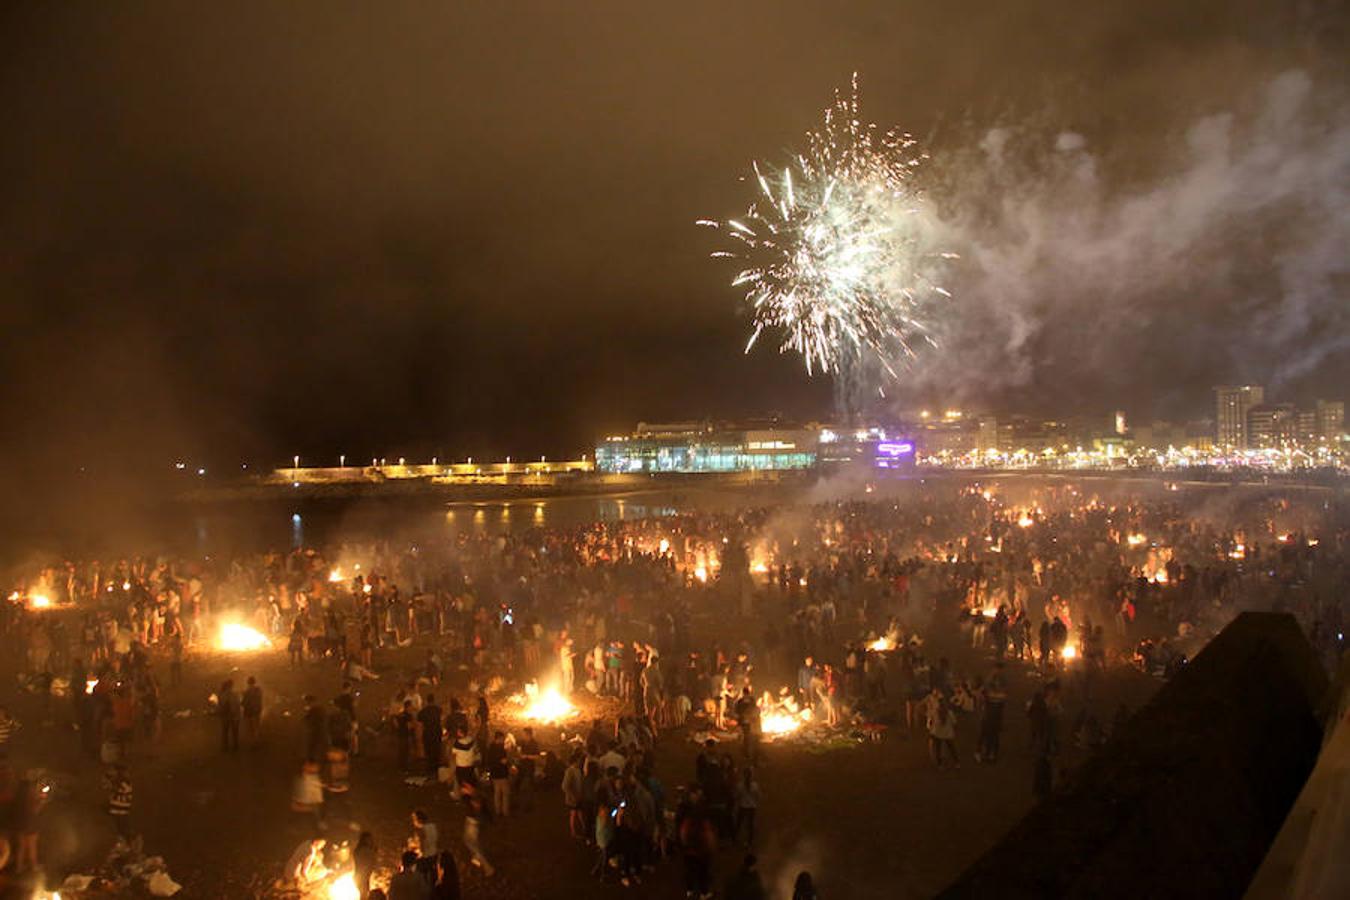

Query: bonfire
[758,690,811,738]
[326,874,359,900]
[510,681,579,723]
[216,622,272,652]
[867,632,898,652]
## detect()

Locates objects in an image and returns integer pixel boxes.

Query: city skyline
[2,1,1348,506]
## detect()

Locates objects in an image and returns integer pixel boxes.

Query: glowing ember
[7,591,20,601]
[693,566,708,583]
[327,874,359,900]
[1151,569,1169,584]
[1308,538,1320,547]
[868,635,896,652]
[216,623,272,652]
[122,581,131,591]
[1276,533,1291,543]
[1229,544,1246,560]
[1017,514,1034,528]
[658,538,670,555]
[981,607,998,618]
[85,678,99,695]
[1062,644,1078,661]
[981,490,993,501]
[752,562,769,574]
[1126,534,1147,547]
[28,593,52,609]
[515,683,578,723]
[327,569,345,583]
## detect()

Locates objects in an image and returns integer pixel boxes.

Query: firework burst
[700,74,954,379]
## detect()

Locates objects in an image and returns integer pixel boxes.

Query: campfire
[758,691,812,738]
[510,681,579,723]
[216,622,272,652]
[327,874,359,900]
[867,634,897,652]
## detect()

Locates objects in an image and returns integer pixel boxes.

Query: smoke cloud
[906,69,1349,415]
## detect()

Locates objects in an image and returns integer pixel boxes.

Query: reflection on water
[183,489,749,558]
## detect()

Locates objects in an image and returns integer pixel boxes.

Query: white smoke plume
[903,70,1349,412]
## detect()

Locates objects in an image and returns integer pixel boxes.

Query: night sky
[1,1,1345,499]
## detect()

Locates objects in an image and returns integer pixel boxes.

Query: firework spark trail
[701,74,954,380]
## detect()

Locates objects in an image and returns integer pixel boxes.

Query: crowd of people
[0,478,1345,897]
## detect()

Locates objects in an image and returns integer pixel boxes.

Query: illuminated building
[1316,400,1344,441]
[1215,385,1264,449]
[1247,403,1298,448]
[595,421,916,473]
[595,421,816,473]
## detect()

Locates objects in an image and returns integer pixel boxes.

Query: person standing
[562,750,586,839]
[450,727,478,797]
[559,639,575,695]
[352,831,377,898]
[734,687,760,763]
[516,726,540,813]
[734,767,761,849]
[411,808,439,883]
[395,700,416,772]
[242,676,263,746]
[679,791,716,900]
[303,695,328,762]
[12,777,45,874]
[288,619,306,668]
[593,803,616,881]
[419,695,443,776]
[104,763,135,847]
[431,849,461,900]
[218,679,241,752]
[485,731,511,818]
[388,849,431,900]
[291,760,326,834]
[928,700,959,770]
[976,663,1007,764]
[797,657,816,713]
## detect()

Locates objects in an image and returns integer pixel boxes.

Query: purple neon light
[875,441,914,457]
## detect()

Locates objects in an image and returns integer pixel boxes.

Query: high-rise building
[1316,400,1345,440]
[976,416,1000,454]
[1215,385,1264,449]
